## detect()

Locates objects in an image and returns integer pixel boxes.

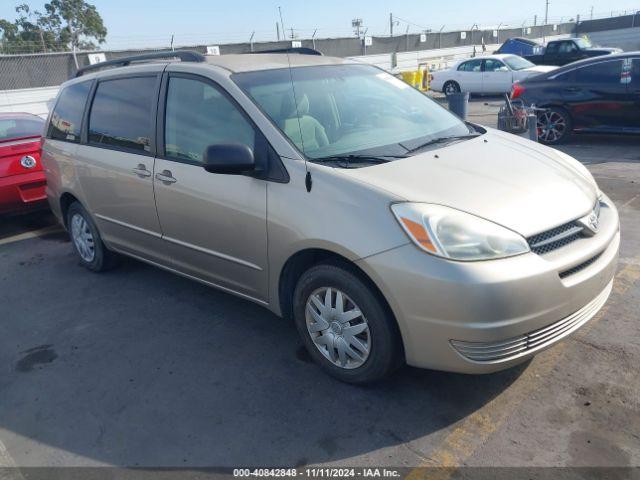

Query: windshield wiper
[404,133,481,155]
[313,154,408,166]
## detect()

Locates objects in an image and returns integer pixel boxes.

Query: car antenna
[284,53,312,192]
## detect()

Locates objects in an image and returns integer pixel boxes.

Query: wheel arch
[59,191,81,228]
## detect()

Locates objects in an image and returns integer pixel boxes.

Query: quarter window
[47,81,91,143]
[88,76,156,153]
[164,76,255,163]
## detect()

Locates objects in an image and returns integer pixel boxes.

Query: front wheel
[293,264,402,384]
[537,107,572,145]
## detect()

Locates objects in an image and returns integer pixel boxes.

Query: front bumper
[0,171,47,215]
[357,195,620,373]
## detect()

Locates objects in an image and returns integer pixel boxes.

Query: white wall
[350,33,572,72]
[0,86,59,118]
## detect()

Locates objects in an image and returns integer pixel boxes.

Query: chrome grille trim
[450,280,612,364]
[527,200,603,255]
[559,252,603,279]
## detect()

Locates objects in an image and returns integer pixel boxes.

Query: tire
[443,81,461,96]
[293,263,402,384]
[66,202,118,272]
[537,106,572,145]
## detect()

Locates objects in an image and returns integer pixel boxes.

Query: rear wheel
[67,202,118,272]
[443,81,461,96]
[537,107,572,145]
[293,263,402,384]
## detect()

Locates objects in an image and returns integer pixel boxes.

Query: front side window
[164,76,255,163]
[233,64,470,161]
[574,61,622,84]
[483,59,507,72]
[47,81,91,143]
[89,76,156,153]
[558,42,577,53]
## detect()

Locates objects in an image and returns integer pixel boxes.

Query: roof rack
[252,47,322,56]
[75,50,205,77]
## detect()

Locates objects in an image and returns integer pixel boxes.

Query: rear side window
[574,61,622,84]
[458,60,482,72]
[47,81,91,143]
[89,76,157,153]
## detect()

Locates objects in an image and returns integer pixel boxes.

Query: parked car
[519,37,620,66]
[512,52,640,144]
[43,51,619,384]
[430,54,556,95]
[0,112,47,215]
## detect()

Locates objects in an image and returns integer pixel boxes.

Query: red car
[0,112,47,215]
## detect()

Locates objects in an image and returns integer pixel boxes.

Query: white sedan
[430,54,556,95]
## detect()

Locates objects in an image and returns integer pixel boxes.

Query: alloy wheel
[305,287,371,369]
[71,213,96,262]
[537,111,567,143]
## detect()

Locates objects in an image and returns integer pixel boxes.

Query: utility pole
[278,7,286,40]
[545,0,550,24]
[590,6,594,19]
[389,13,394,37]
[276,22,280,41]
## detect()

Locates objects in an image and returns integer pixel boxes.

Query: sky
[1,0,639,49]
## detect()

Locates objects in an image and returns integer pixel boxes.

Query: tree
[0,1,107,54]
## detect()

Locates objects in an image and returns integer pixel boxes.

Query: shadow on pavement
[0,241,527,467]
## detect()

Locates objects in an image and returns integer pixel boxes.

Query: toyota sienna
[41,50,619,383]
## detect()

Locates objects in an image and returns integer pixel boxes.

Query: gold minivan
[42,51,619,383]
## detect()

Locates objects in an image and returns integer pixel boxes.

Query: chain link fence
[1,11,638,91]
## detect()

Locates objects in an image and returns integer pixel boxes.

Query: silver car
[42,50,619,383]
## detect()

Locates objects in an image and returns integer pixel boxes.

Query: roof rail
[75,50,205,77]
[252,47,322,56]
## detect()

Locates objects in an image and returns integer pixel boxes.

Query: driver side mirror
[202,144,255,174]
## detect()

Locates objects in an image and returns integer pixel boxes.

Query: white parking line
[0,226,63,247]
[0,439,25,479]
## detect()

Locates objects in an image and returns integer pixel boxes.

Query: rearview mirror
[203,144,255,174]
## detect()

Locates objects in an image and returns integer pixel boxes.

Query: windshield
[503,55,535,71]
[0,116,44,142]
[575,38,592,49]
[233,64,471,161]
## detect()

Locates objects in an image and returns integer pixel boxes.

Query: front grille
[527,200,603,255]
[450,281,613,363]
[559,252,603,279]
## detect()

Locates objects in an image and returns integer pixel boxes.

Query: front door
[153,73,269,302]
[626,58,640,130]
[76,74,168,263]
[567,59,628,131]
[481,58,513,94]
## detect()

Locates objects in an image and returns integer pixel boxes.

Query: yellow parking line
[0,225,63,247]
[406,258,640,479]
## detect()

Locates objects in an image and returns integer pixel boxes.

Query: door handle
[155,170,177,184]
[132,164,151,178]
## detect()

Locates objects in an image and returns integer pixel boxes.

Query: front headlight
[391,203,530,261]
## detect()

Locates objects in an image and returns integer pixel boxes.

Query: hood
[523,65,557,74]
[341,130,597,237]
